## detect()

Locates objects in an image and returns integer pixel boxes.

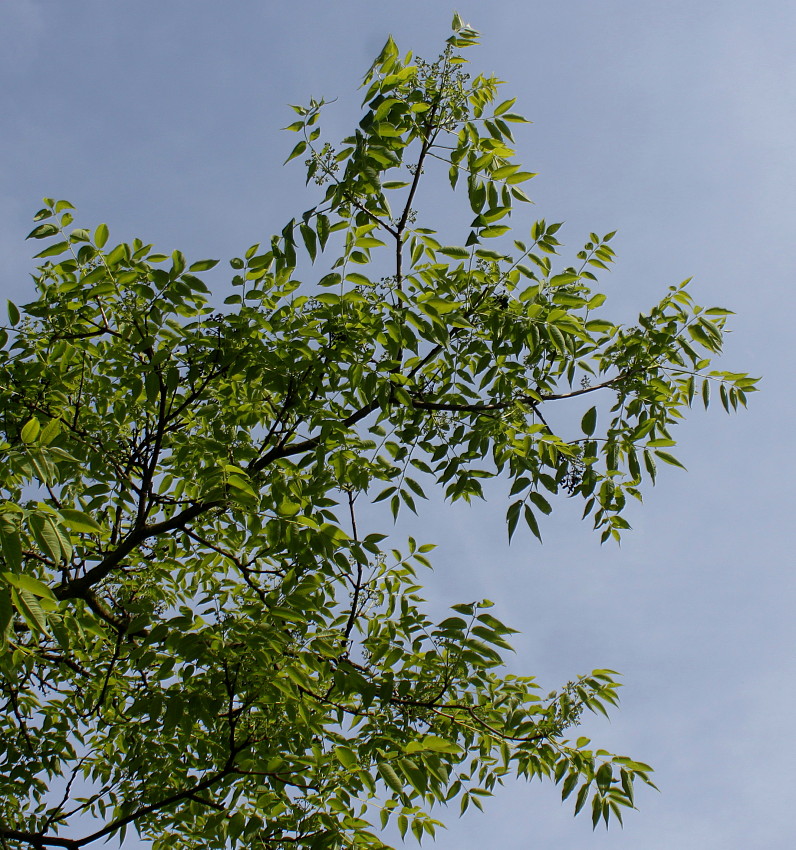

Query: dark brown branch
[394,103,440,298]
[186,793,225,812]
[54,500,218,600]
[49,352,630,605]
[40,757,90,834]
[0,830,79,849]
[84,630,124,718]
[534,372,635,401]
[408,372,632,414]
[255,369,632,470]
[253,399,379,468]
[344,193,399,239]
[74,751,244,848]
[183,529,245,569]
[136,363,169,528]
[251,377,301,469]
[463,706,550,744]
[397,104,440,235]
[165,363,227,424]
[37,652,90,678]
[342,491,362,644]
[5,685,35,755]
[232,770,319,792]
[411,399,506,413]
[81,590,127,632]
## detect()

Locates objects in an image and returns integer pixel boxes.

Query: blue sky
[1,2,794,847]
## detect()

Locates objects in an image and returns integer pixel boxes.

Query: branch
[186,793,225,812]
[252,400,379,468]
[411,399,506,413]
[408,372,633,414]
[84,629,124,718]
[41,757,90,834]
[136,362,169,528]
[342,491,363,644]
[232,770,319,792]
[77,754,242,847]
[36,652,90,678]
[54,501,218,600]
[534,371,637,402]
[344,193,398,239]
[0,830,78,849]
[397,103,440,236]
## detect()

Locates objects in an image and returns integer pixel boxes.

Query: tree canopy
[0,16,756,850]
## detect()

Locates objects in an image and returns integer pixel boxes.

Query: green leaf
[420,296,458,315]
[501,112,530,123]
[34,241,70,258]
[285,139,307,164]
[546,324,567,354]
[188,259,219,272]
[28,513,62,564]
[643,450,657,482]
[20,418,41,444]
[276,499,301,517]
[27,223,59,240]
[632,419,656,441]
[524,505,542,541]
[0,525,22,572]
[506,171,536,184]
[316,214,330,249]
[491,164,520,181]
[591,792,604,828]
[528,491,552,515]
[318,272,342,288]
[226,474,258,497]
[493,98,517,116]
[654,451,686,470]
[405,736,463,755]
[378,762,405,796]
[2,572,56,601]
[7,300,20,327]
[13,588,50,634]
[300,223,317,262]
[58,509,103,534]
[39,418,62,445]
[93,223,109,249]
[507,500,522,541]
[574,782,591,816]
[334,746,358,770]
[581,407,597,436]
[480,225,511,238]
[0,585,13,643]
[144,372,160,405]
[440,246,470,259]
[561,772,579,801]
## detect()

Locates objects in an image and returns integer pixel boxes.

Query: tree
[0,16,756,850]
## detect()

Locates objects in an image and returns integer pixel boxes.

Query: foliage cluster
[0,17,755,849]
